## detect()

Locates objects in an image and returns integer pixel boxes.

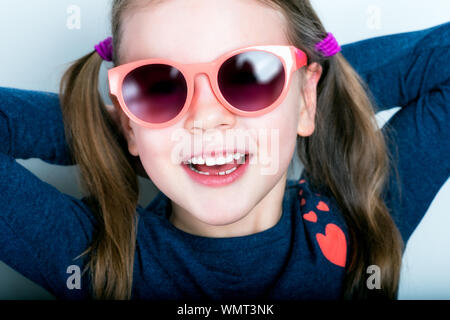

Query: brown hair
[59,0,403,299]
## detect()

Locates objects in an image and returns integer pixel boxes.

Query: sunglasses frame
[108,45,308,129]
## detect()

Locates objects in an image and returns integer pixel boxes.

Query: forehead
[119,0,289,64]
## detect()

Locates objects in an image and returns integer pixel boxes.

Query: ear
[109,95,139,157]
[297,62,323,137]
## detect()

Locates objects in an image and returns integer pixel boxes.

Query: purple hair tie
[94,37,113,62]
[315,32,341,57]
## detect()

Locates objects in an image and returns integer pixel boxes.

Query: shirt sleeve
[343,22,450,242]
[0,88,96,299]
[0,151,96,299]
[0,86,74,165]
[342,21,450,112]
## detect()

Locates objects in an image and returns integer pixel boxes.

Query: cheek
[242,105,298,176]
[134,130,163,157]
[265,94,301,174]
[132,128,175,179]
[275,79,302,148]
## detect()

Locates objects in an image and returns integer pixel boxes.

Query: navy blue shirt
[0,22,449,300]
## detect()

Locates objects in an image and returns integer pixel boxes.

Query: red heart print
[300,198,306,206]
[299,189,303,196]
[299,179,306,184]
[316,223,347,267]
[316,201,329,212]
[303,211,317,223]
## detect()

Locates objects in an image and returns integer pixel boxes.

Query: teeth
[225,154,234,163]
[205,157,216,166]
[222,167,238,175]
[184,152,247,176]
[215,156,226,165]
[188,163,238,176]
[183,152,246,165]
[189,164,211,175]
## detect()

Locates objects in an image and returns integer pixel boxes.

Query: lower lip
[181,154,250,187]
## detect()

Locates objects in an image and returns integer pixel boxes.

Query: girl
[0,0,449,300]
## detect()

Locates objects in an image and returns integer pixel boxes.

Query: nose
[184,73,236,133]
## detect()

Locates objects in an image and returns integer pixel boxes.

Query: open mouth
[181,153,251,186]
[184,153,249,176]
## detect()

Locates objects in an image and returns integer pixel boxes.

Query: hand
[105,104,150,180]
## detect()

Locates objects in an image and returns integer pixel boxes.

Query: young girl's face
[116,0,319,236]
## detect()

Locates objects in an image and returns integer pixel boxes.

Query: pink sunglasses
[108,45,308,129]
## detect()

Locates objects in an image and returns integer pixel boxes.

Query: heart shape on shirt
[303,211,318,223]
[316,201,330,212]
[316,223,347,268]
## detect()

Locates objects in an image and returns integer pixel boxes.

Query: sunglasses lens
[218,50,286,112]
[122,64,187,124]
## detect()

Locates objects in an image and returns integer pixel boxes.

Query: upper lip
[181,148,252,164]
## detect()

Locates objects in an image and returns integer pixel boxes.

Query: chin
[191,203,250,226]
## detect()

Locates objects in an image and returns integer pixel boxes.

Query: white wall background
[0,0,449,299]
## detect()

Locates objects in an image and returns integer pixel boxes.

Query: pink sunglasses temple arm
[293,47,308,70]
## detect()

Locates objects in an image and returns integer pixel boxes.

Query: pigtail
[59,51,139,299]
